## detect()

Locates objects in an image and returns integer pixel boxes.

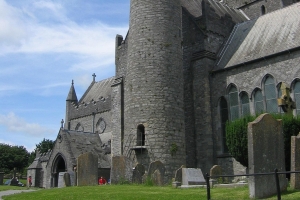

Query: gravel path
[0,190,36,200]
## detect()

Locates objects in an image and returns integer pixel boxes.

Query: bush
[226,114,300,174]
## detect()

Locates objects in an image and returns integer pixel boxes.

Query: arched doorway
[51,154,66,187]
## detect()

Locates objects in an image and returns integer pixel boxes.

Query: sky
[0,0,130,152]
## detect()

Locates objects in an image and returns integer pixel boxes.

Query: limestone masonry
[28,0,300,187]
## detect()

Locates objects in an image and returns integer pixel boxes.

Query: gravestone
[69,171,75,186]
[210,165,222,185]
[152,169,163,186]
[10,168,19,186]
[182,168,205,185]
[110,156,133,184]
[0,172,4,185]
[248,113,287,199]
[57,172,64,188]
[148,161,165,185]
[290,133,300,189]
[77,152,98,186]
[174,166,184,183]
[132,164,145,184]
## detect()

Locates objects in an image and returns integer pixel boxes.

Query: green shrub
[226,114,300,174]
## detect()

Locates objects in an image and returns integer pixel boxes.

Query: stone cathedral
[28,0,300,188]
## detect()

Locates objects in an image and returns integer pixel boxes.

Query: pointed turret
[64,80,78,129]
[66,80,78,102]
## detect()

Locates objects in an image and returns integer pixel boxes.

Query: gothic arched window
[294,81,300,114]
[264,76,278,113]
[220,97,229,153]
[254,89,264,114]
[229,85,239,121]
[241,92,250,116]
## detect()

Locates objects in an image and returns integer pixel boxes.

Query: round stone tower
[124,0,186,182]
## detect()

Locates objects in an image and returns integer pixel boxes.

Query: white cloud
[0,112,55,137]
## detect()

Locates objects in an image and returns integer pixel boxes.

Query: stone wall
[124,0,186,183]
[211,50,300,158]
[70,111,111,134]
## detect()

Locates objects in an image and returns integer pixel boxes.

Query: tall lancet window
[294,81,300,114]
[241,92,250,116]
[229,85,239,121]
[264,76,278,113]
[137,124,145,146]
[254,89,264,114]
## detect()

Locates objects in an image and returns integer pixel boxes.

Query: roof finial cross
[92,73,96,82]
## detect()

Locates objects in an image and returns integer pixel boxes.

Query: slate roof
[61,129,111,168]
[79,77,115,103]
[181,0,248,23]
[214,2,300,70]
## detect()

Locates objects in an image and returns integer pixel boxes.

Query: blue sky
[0,0,130,152]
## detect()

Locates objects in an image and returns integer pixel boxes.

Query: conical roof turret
[66,80,78,102]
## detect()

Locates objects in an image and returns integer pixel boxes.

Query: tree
[226,114,300,176]
[35,138,55,154]
[0,143,30,174]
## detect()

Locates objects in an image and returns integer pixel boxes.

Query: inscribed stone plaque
[110,156,133,184]
[77,152,98,186]
[290,134,300,189]
[248,114,287,199]
[182,168,205,185]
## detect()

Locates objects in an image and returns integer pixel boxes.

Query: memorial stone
[290,133,300,189]
[110,156,133,184]
[58,172,67,188]
[182,168,205,185]
[210,165,222,184]
[248,114,287,199]
[148,161,165,185]
[132,164,145,184]
[152,169,163,186]
[77,152,98,186]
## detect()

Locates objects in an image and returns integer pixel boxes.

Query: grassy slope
[1,185,300,200]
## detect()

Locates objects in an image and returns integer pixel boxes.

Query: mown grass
[1,184,300,200]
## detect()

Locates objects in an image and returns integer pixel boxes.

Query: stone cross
[61,119,64,129]
[277,82,296,115]
[92,73,96,82]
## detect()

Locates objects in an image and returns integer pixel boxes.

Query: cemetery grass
[2,185,300,200]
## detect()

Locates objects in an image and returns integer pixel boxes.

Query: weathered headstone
[110,156,133,184]
[248,113,287,199]
[69,171,75,186]
[182,168,205,185]
[174,166,183,183]
[290,133,300,189]
[210,165,222,184]
[148,161,165,185]
[152,169,163,186]
[58,172,70,188]
[132,164,145,184]
[77,152,98,186]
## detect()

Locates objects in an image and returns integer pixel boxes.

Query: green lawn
[1,185,300,200]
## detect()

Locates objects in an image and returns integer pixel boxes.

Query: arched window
[241,92,250,116]
[254,89,264,114]
[96,118,106,133]
[75,123,84,132]
[264,76,278,113]
[229,85,239,120]
[220,97,229,153]
[261,5,266,15]
[294,81,300,114]
[137,124,145,146]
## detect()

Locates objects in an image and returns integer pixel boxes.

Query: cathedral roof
[79,77,115,104]
[214,2,300,70]
[181,0,247,23]
[59,129,111,168]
